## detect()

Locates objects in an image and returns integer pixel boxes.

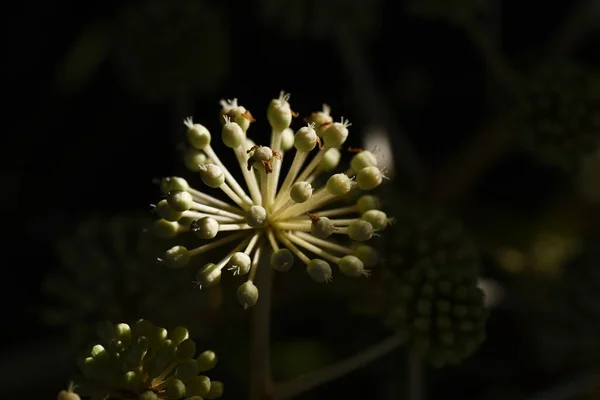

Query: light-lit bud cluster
[152,93,391,308]
[71,320,222,400]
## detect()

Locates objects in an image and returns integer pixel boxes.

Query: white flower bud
[354,245,379,267]
[221,119,245,148]
[356,166,383,190]
[281,127,295,151]
[183,148,209,172]
[290,182,313,203]
[338,255,367,277]
[229,252,251,275]
[294,125,318,152]
[246,205,267,227]
[191,217,219,239]
[267,92,292,131]
[356,195,381,214]
[161,246,190,268]
[307,104,333,137]
[326,173,354,196]
[320,147,341,172]
[361,210,389,231]
[323,121,349,147]
[311,217,334,239]
[167,190,194,212]
[196,263,221,288]
[155,199,183,221]
[347,220,374,242]
[253,146,273,162]
[350,150,378,171]
[307,259,333,283]
[271,248,294,271]
[58,389,81,400]
[152,219,180,238]
[160,176,189,194]
[200,164,225,188]
[185,121,211,150]
[237,281,259,309]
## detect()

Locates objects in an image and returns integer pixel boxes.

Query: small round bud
[138,391,157,400]
[294,125,318,152]
[281,127,295,151]
[311,217,334,239]
[319,147,342,172]
[206,380,224,399]
[271,248,294,271]
[186,375,212,397]
[191,217,219,239]
[290,182,313,203]
[221,120,245,148]
[307,104,333,137]
[200,164,225,188]
[356,195,381,214]
[155,199,183,221]
[362,210,389,230]
[353,245,379,267]
[196,350,218,371]
[165,379,186,399]
[161,246,190,268]
[351,150,378,171]
[347,220,374,242]
[338,255,367,277]
[253,146,273,161]
[356,166,383,190]
[175,336,195,357]
[196,263,222,288]
[183,148,209,172]
[246,205,267,227]
[115,323,132,342]
[167,190,194,212]
[176,358,199,381]
[160,176,189,194]
[326,173,354,196]
[323,121,349,147]
[229,252,252,275]
[186,122,211,150]
[268,93,292,131]
[307,259,333,283]
[57,386,80,400]
[237,281,259,309]
[152,219,180,238]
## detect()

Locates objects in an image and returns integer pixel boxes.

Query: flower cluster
[153,92,390,308]
[73,320,222,400]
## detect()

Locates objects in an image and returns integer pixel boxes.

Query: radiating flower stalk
[152,92,390,309]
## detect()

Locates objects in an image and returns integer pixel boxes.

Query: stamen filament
[190,202,246,220]
[285,232,340,264]
[294,231,354,255]
[273,151,308,207]
[248,242,263,282]
[273,221,312,231]
[276,232,311,265]
[293,145,332,186]
[188,232,248,257]
[244,232,261,254]
[234,146,263,204]
[187,187,244,214]
[182,210,244,223]
[266,228,280,252]
[220,182,250,210]
[204,145,253,205]
[314,205,358,217]
[219,223,253,231]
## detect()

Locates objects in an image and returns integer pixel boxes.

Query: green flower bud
[362,209,389,230]
[205,380,224,399]
[57,385,81,400]
[138,391,157,400]
[200,164,225,188]
[319,147,342,172]
[229,252,251,275]
[155,199,183,222]
[351,150,378,171]
[176,339,196,360]
[186,120,211,150]
[267,92,293,132]
[323,121,349,147]
[191,217,219,240]
[353,245,378,267]
[271,248,294,271]
[160,246,190,268]
[152,219,180,238]
[196,264,222,288]
[290,182,313,203]
[237,281,259,309]
[281,127,295,151]
[307,259,333,283]
[356,166,383,190]
[183,148,209,172]
[294,125,318,152]
[186,375,212,397]
[196,350,218,372]
[176,358,200,381]
[326,173,354,196]
[246,205,267,228]
[167,190,194,212]
[306,104,333,137]
[165,379,186,399]
[160,176,189,194]
[221,120,245,148]
[356,195,380,214]
[169,326,190,345]
[347,220,374,242]
[311,217,334,239]
[115,323,132,343]
[338,255,367,277]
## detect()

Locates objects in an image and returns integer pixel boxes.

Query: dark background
[2,0,599,399]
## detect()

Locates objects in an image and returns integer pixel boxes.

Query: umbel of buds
[153,92,390,308]
[72,320,223,400]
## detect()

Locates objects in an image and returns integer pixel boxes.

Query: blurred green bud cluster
[113,0,229,101]
[258,0,382,40]
[406,0,489,24]
[511,61,600,171]
[74,320,223,400]
[383,207,479,279]
[387,259,488,367]
[41,215,220,347]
